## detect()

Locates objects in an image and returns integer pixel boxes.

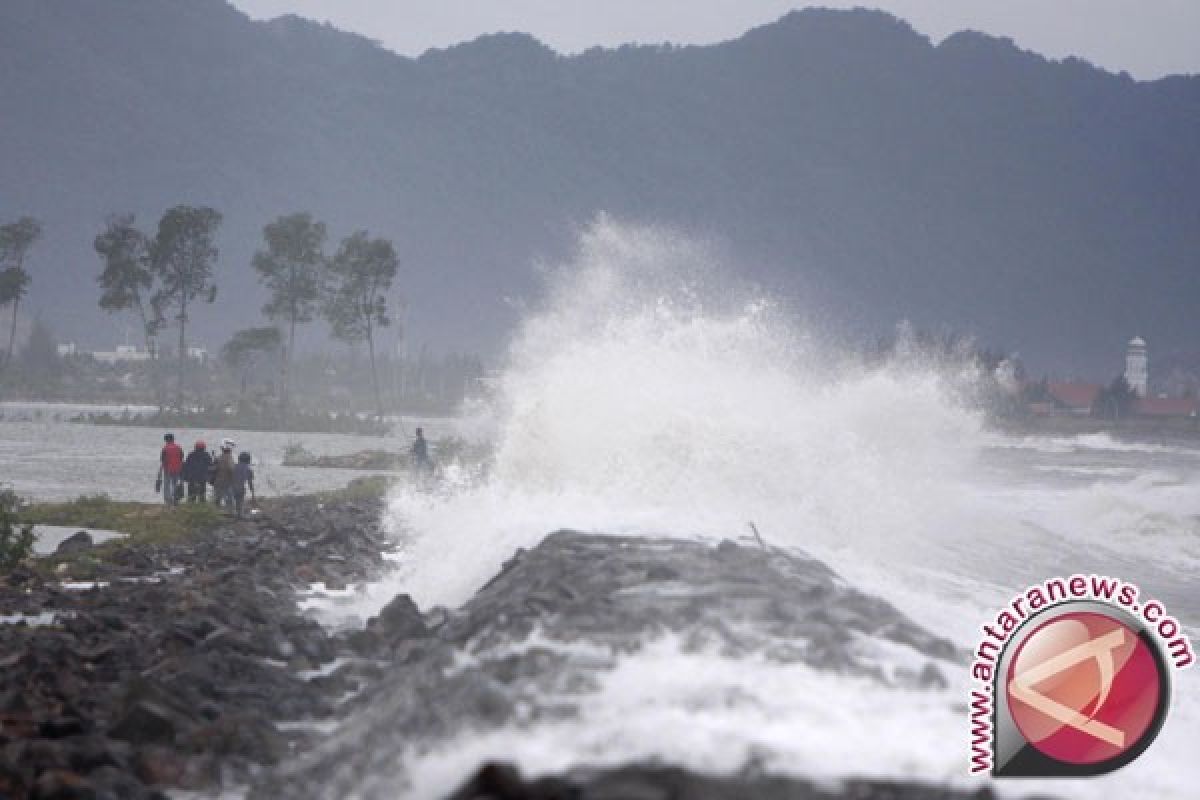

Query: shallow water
[31,524,127,555]
[0,403,457,503]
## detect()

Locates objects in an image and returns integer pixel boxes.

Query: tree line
[0,209,401,418]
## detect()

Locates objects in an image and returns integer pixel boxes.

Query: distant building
[1045,382,1102,415]
[56,342,77,357]
[1135,396,1198,418]
[187,346,209,363]
[93,344,154,364]
[1125,336,1148,397]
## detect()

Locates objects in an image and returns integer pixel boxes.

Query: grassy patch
[19,494,224,556]
[310,475,395,504]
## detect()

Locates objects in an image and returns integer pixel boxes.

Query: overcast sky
[229,0,1199,79]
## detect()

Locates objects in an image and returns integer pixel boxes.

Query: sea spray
[299,219,1200,800]
[371,218,986,613]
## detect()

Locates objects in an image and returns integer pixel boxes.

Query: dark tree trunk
[176,297,187,410]
[367,324,383,421]
[2,295,18,371]
[137,302,164,413]
[281,315,295,416]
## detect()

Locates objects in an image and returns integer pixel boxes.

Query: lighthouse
[1125,336,1148,397]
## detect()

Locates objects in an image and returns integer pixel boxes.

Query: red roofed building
[1046,382,1102,414]
[1136,396,1199,418]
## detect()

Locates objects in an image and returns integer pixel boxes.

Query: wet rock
[87,766,161,800]
[447,763,1022,800]
[30,769,97,800]
[373,594,428,641]
[251,531,973,799]
[132,746,188,787]
[53,531,95,556]
[5,498,995,800]
[108,702,180,746]
[39,717,86,739]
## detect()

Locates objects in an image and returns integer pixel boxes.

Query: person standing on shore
[158,433,184,506]
[212,439,236,511]
[411,427,432,475]
[233,451,256,518]
[182,440,213,503]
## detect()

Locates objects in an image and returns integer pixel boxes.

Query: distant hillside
[2,0,1197,373]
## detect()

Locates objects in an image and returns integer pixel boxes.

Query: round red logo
[1005,610,1165,766]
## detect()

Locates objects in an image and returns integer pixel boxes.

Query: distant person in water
[411,427,433,477]
[158,433,184,506]
[182,440,213,503]
[211,439,237,511]
[233,452,256,518]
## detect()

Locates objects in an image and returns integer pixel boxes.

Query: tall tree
[95,214,160,352]
[324,231,398,419]
[21,318,62,386]
[0,217,42,373]
[149,206,222,408]
[96,214,165,409]
[221,326,282,410]
[252,213,325,415]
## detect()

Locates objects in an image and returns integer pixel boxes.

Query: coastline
[4,486,1047,799]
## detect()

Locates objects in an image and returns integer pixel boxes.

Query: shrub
[0,488,35,569]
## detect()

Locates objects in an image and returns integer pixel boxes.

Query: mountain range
[2,0,1197,375]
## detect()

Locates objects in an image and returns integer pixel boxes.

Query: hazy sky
[229,1,1199,79]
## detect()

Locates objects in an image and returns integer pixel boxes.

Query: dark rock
[87,766,156,800]
[446,763,1027,800]
[645,564,679,581]
[132,747,187,787]
[55,532,95,556]
[63,736,130,773]
[31,769,97,800]
[371,594,428,641]
[185,714,286,764]
[108,702,179,745]
[39,718,86,739]
[917,662,949,690]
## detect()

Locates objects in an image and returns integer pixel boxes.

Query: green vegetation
[150,205,224,408]
[323,231,399,420]
[95,214,161,357]
[222,326,283,411]
[19,493,223,551]
[74,406,390,435]
[0,216,41,375]
[253,213,327,414]
[311,475,394,503]
[0,488,35,570]
[282,441,315,464]
[2,203,481,418]
[15,494,223,579]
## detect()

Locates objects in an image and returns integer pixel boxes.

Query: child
[233,451,256,518]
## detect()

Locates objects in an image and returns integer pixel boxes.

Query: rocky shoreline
[250,532,984,799]
[0,492,396,799]
[4,497,1017,800]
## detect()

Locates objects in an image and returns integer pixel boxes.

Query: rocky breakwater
[0,493,392,800]
[252,533,1008,800]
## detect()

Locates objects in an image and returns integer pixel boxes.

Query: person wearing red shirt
[158,432,185,506]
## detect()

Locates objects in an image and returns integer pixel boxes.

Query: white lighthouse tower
[1125,336,1148,397]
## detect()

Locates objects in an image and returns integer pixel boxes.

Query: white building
[1125,336,1148,397]
[93,344,153,364]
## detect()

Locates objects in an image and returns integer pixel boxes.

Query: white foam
[304,219,1200,798]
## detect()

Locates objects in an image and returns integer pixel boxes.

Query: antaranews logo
[968,575,1193,777]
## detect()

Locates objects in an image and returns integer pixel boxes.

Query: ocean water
[0,405,455,503]
[306,219,1198,798]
